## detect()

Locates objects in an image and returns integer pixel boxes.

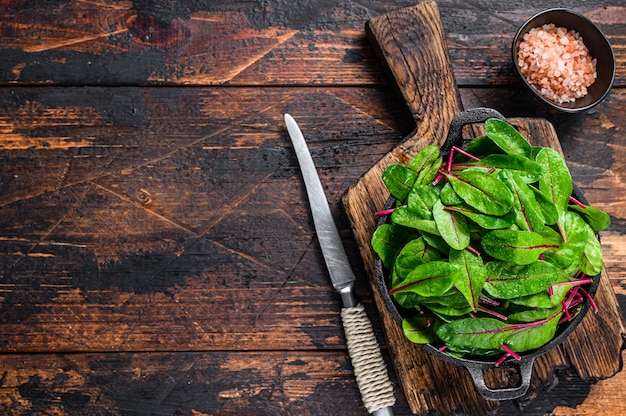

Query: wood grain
[0,1,624,87]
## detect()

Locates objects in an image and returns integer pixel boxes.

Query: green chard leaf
[481,229,559,265]
[476,154,543,183]
[531,187,559,225]
[407,145,440,173]
[484,118,532,158]
[536,147,573,215]
[402,316,437,344]
[498,170,545,232]
[433,200,470,250]
[421,232,450,255]
[392,237,439,278]
[425,302,474,320]
[382,164,417,202]
[406,185,439,219]
[446,170,514,216]
[371,223,414,270]
[436,317,511,352]
[446,203,516,230]
[440,181,464,205]
[484,261,559,299]
[569,204,611,232]
[461,135,505,159]
[423,288,471,309]
[391,238,441,308]
[390,261,460,298]
[544,211,587,272]
[509,284,569,309]
[504,309,562,353]
[391,207,440,235]
[449,249,486,312]
[507,305,562,323]
[579,222,604,276]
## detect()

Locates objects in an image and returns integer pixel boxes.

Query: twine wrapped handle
[341,303,395,415]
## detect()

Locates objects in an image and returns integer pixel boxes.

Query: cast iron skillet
[374,108,600,401]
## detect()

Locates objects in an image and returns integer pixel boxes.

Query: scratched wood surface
[0,1,625,415]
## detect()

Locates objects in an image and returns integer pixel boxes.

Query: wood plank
[0,351,412,415]
[0,85,408,353]
[0,1,624,87]
[1,350,626,415]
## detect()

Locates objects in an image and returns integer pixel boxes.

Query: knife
[285,113,395,416]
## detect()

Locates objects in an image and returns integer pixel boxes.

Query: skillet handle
[440,107,506,155]
[464,358,535,401]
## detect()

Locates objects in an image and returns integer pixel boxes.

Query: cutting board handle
[365,0,462,149]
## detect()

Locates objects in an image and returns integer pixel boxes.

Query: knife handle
[341,303,395,415]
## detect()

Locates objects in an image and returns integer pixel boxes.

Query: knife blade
[285,113,395,416]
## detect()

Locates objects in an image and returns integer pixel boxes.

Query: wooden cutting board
[342,1,625,414]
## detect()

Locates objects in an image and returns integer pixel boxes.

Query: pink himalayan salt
[517,23,597,104]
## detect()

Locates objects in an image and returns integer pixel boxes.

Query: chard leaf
[440,181,463,205]
[484,118,532,158]
[481,229,558,265]
[405,144,442,187]
[423,288,470,309]
[536,223,563,245]
[579,223,604,276]
[509,274,571,308]
[569,204,611,232]
[417,156,443,186]
[536,147,573,215]
[421,232,450,255]
[477,154,543,183]
[407,185,439,219]
[507,306,561,323]
[425,302,474,319]
[504,310,562,353]
[392,207,440,235]
[449,249,486,312]
[446,170,514,216]
[433,201,470,250]
[402,316,437,344]
[531,187,559,225]
[544,212,587,272]
[391,238,440,308]
[436,317,511,351]
[484,261,559,299]
[371,224,414,270]
[461,135,505,159]
[498,170,545,232]
[390,261,460,297]
[382,164,417,202]
[446,204,516,229]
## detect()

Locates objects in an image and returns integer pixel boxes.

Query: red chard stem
[579,288,599,313]
[478,305,507,321]
[500,344,521,360]
[495,353,510,367]
[479,296,500,307]
[375,208,395,217]
[569,196,587,209]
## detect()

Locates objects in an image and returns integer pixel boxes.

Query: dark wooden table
[1,1,625,415]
